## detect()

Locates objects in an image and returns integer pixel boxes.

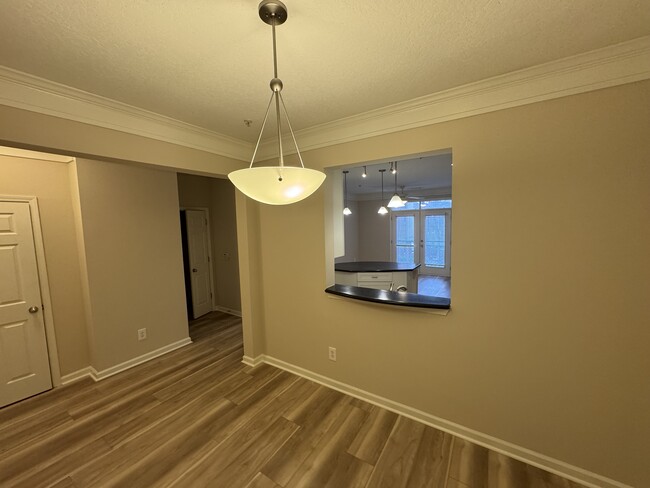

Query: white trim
[1,38,649,163]
[0,145,73,163]
[0,195,62,387]
[250,354,632,488]
[213,306,242,317]
[60,367,94,385]
[180,207,217,315]
[0,66,251,162]
[91,337,192,381]
[241,355,264,367]
[256,36,650,160]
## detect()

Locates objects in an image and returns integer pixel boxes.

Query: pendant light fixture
[362,166,367,178]
[387,161,406,208]
[378,169,388,215]
[342,170,352,216]
[228,0,326,205]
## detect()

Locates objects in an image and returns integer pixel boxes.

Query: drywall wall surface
[357,199,391,261]
[210,178,241,313]
[246,80,650,487]
[177,172,212,207]
[335,200,359,263]
[0,154,89,375]
[235,192,266,359]
[0,104,245,176]
[75,158,189,371]
[176,173,241,313]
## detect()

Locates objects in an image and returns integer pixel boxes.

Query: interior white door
[185,210,213,319]
[0,201,52,408]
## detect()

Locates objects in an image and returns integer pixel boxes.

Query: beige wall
[177,173,241,314]
[358,199,390,261]
[335,200,359,263]
[241,80,650,487]
[73,158,189,371]
[0,105,244,176]
[0,154,89,376]
[0,109,244,378]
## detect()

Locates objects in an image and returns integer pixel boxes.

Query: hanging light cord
[248,13,305,170]
[271,19,283,167]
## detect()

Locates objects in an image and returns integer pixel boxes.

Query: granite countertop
[334,261,421,273]
[325,284,450,309]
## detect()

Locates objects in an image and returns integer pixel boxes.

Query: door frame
[390,211,420,265]
[180,207,217,312]
[419,209,452,277]
[1,195,62,387]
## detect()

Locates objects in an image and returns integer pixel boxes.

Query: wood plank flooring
[0,311,586,488]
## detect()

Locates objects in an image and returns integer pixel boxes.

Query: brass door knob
[28,306,39,313]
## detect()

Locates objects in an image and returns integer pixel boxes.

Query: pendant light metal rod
[272,19,279,78]
[229,1,325,206]
[249,92,275,167]
[279,93,306,168]
[275,91,284,167]
[271,20,284,167]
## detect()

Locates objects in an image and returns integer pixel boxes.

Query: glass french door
[391,212,419,266]
[420,209,451,276]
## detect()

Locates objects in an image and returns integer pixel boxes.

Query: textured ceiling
[1,1,649,142]
[345,154,452,197]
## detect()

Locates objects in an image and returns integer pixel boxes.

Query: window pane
[421,199,452,209]
[424,215,445,268]
[395,215,415,264]
[390,201,419,211]
[396,246,414,264]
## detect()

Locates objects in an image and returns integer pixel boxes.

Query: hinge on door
[208,256,211,262]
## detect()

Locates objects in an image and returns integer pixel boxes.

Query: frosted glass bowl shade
[228,166,326,205]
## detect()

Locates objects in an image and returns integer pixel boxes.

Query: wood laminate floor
[0,312,585,488]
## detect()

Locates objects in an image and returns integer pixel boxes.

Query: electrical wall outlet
[137,328,147,341]
[328,346,337,361]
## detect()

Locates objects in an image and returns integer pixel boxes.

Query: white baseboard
[60,367,95,385]
[59,337,193,384]
[213,306,242,317]
[91,337,192,381]
[249,354,631,488]
[241,355,264,367]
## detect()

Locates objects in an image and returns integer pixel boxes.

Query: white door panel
[185,210,213,319]
[0,202,52,408]
[420,209,451,277]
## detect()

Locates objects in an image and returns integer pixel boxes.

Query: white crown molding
[0,145,74,163]
[0,67,252,162]
[1,36,648,163]
[257,35,650,160]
